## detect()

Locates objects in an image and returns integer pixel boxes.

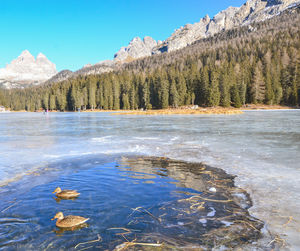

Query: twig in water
[108,227,140,241]
[114,240,163,251]
[78,246,93,251]
[75,234,102,249]
[179,194,232,203]
[129,206,162,223]
[195,195,232,203]
[108,227,140,232]
[1,201,20,213]
[282,216,293,228]
[267,235,286,248]
[234,220,260,232]
[130,242,162,247]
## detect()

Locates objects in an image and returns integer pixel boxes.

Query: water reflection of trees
[117,157,267,250]
[121,157,235,192]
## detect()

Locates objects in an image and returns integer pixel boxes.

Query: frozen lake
[0,111,299,249]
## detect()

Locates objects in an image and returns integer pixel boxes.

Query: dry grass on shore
[9,104,295,113]
[241,104,295,110]
[112,107,244,116]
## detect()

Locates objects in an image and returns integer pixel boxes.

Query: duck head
[51,212,64,221]
[52,187,62,194]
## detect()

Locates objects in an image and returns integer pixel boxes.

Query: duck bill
[52,191,56,194]
[51,217,55,220]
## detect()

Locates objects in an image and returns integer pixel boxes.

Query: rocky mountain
[101,0,300,62]
[152,0,300,54]
[114,36,159,62]
[0,50,57,89]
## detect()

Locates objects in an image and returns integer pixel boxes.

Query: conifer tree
[112,80,120,110]
[49,95,56,110]
[231,85,242,108]
[122,93,130,110]
[251,61,266,103]
[88,81,96,110]
[142,81,151,109]
[169,80,179,108]
[207,69,220,107]
[43,94,49,110]
[219,69,231,107]
[159,79,169,109]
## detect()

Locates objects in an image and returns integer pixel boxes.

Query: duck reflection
[53,223,89,235]
[54,197,79,203]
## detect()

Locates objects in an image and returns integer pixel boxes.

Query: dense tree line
[0,7,299,111]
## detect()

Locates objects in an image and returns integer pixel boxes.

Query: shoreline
[1,104,298,114]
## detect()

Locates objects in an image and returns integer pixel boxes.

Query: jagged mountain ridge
[114,36,160,62]
[79,0,300,68]
[153,0,300,54]
[0,50,57,89]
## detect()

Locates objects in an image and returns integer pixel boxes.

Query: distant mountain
[0,50,57,89]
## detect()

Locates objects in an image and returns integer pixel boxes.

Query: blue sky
[0,0,246,71]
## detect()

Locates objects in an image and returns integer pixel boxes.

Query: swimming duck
[51,212,89,228]
[52,187,80,199]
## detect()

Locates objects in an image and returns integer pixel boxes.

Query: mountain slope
[44,60,117,85]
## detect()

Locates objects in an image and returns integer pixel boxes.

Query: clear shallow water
[0,156,262,250]
[0,111,300,249]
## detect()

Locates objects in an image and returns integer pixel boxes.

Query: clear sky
[0,0,246,71]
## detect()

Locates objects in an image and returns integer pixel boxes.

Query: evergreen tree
[231,85,242,108]
[88,80,96,110]
[122,93,130,110]
[142,81,152,109]
[219,69,231,107]
[251,61,266,103]
[169,80,179,108]
[207,69,220,107]
[159,79,169,109]
[49,95,56,110]
[43,94,49,110]
[112,80,120,110]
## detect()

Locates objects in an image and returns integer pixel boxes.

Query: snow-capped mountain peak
[0,50,57,89]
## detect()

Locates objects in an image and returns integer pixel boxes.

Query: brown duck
[51,212,89,228]
[52,187,80,199]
